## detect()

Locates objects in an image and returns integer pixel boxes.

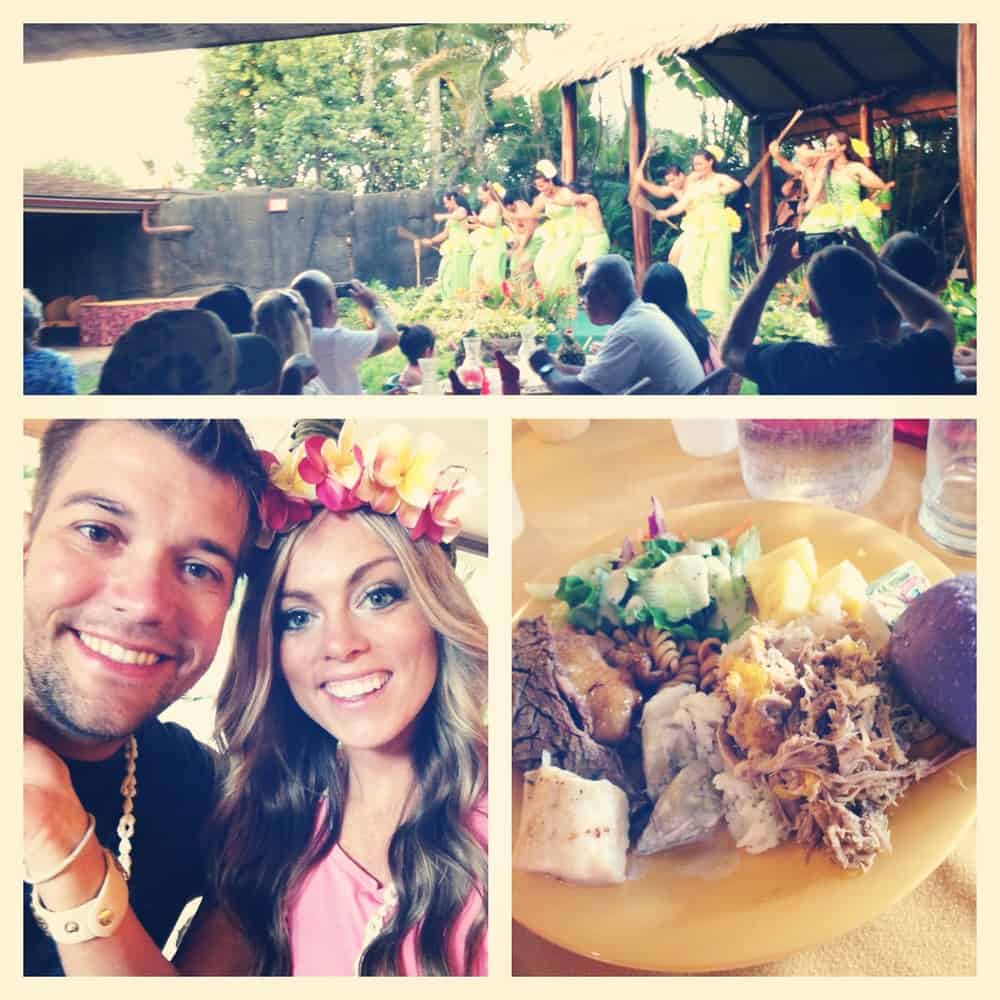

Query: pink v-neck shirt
[287,795,488,975]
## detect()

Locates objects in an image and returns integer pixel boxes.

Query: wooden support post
[628,66,651,286]
[859,101,873,166]
[957,24,977,283]
[560,84,578,184]
[757,120,773,264]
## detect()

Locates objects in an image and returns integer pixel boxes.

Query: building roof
[496,23,959,125]
[24,170,167,212]
[24,23,411,63]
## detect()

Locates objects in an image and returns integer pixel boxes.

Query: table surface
[511,419,976,976]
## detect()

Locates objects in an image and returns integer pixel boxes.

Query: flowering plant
[257,420,476,547]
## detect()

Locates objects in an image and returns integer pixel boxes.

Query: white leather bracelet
[31,848,129,944]
[24,813,96,886]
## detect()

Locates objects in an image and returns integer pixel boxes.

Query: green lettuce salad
[538,498,761,643]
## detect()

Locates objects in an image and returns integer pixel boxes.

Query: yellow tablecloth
[511,419,976,976]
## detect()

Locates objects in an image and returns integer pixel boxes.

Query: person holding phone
[290,270,399,395]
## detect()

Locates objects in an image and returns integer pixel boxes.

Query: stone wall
[24,187,441,305]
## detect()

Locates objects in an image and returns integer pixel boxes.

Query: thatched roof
[24,23,411,63]
[494,23,765,99]
[495,23,959,125]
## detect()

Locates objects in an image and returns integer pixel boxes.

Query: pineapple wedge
[811,560,869,617]
[757,558,813,624]
[745,537,818,604]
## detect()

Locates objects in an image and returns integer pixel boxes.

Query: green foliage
[942,280,976,344]
[189,35,431,191]
[31,158,126,187]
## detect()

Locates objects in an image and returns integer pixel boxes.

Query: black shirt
[24,719,217,976]
[744,328,956,395]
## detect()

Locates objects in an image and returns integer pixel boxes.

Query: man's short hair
[196,284,254,333]
[31,420,267,578]
[587,254,636,299]
[806,245,878,343]
[289,269,334,327]
[879,231,942,292]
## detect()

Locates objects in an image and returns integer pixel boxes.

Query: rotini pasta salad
[512,499,975,883]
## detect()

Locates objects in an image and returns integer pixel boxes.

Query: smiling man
[23,420,266,976]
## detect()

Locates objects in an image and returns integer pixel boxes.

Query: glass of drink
[672,419,738,457]
[918,419,976,554]
[737,419,893,511]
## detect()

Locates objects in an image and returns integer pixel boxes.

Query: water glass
[737,419,893,511]
[672,419,738,457]
[918,419,976,554]
[418,357,440,393]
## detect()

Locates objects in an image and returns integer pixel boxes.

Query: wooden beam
[757,121,773,263]
[682,50,759,114]
[891,25,955,89]
[628,66,652,287]
[804,25,873,92]
[957,24,976,283]
[560,84,578,184]
[858,102,873,166]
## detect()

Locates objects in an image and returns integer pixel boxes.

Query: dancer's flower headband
[850,137,871,160]
[535,159,558,180]
[256,420,477,549]
[704,144,725,162]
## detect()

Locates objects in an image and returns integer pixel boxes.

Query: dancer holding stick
[418,192,474,297]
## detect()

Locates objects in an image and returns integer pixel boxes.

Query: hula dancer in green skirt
[469,182,509,295]
[800,131,894,249]
[421,191,474,297]
[531,159,583,298]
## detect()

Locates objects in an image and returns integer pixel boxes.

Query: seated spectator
[641,262,723,374]
[530,254,703,394]
[397,323,436,388]
[252,288,329,394]
[23,289,76,395]
[290,270,399,394]
[721,228,957,394]
[196,283,254,333]
[97,308,281,394]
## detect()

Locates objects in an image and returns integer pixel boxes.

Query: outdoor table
[511,419,975,976]
[78,296,199,346]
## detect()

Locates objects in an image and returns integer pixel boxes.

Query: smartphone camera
[334,282,353,299]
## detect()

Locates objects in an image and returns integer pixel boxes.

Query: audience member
[641,262,723,374]
[397,324,436,388]
[530,254,703,394]
[290,270,398,394]
[98,309,280,394]
[251,288,328,394]
[721,227,957,394]
[195,284,254,334]
[23,289,76,395]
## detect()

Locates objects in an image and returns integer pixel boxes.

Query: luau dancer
[768,139,825,226]
[644,146,742,320]
[631,149,689,265]
[569,182,610,273]
[502,192,543,294]
[799,131,894,248]
[469,182,508,294]
[421,191,474,297]
[530,159,583,297]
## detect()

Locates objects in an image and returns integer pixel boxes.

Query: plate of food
[512,500,976,972]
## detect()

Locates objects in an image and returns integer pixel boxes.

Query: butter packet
[866,561,931,627]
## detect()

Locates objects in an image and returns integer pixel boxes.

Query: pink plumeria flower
[298,422,364,513]
[407,467,477,544]
[258,446,315,537]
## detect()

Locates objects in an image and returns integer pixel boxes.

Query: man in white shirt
[290,270,399,394]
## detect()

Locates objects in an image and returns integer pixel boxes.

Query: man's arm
[348,282,399,356]
[529,349,599,394]
[844,230,956,349]
[25,735,251,975]
[721,227,800,374]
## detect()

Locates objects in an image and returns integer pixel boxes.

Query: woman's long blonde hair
[251,289,311,364]
[211,508,487,975]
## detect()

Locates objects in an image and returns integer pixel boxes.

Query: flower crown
[850,137,871,160]
[256,420,477,549]
[704,144,725,162]
[535,158,558,180]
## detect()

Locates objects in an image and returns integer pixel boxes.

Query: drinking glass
[737,419,892,511]
[918,419,976,554]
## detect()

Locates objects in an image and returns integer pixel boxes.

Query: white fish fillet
[514,764,629,885]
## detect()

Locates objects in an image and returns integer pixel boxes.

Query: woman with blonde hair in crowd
[251,289,329,394]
